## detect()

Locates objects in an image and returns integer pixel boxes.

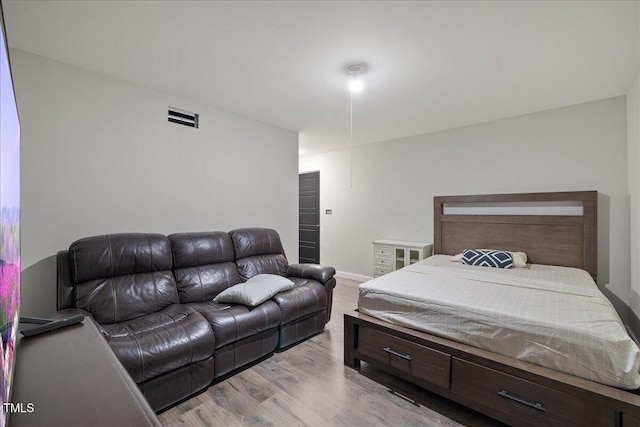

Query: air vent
[168,107,199,128]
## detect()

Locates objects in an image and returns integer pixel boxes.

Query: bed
[344,191,640,427]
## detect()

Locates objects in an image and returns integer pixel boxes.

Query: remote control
[20,314,84,337]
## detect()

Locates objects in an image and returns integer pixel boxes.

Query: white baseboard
[335,271,372,282]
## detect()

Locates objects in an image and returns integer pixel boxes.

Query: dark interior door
[299,171,320,264]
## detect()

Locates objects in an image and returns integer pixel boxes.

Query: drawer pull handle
[497,390,546,412]
[382,347,412,361]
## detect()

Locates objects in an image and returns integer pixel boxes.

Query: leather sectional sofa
[56,228,336,412]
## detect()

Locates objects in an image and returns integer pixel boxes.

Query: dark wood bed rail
[433,191,597,277]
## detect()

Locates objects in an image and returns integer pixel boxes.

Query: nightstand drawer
[374,246,394,258]
[375,257,393,267]
[374,267,391,276]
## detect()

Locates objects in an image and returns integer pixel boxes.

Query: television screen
[0,1,21,426]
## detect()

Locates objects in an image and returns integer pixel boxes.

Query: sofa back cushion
[229,228,288,281]
[169,232,242,302]
[68,233,178,324]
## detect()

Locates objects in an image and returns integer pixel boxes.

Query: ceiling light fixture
[348,79,364,93]
[347,64,365,93]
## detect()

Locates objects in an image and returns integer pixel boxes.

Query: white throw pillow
[213,274,295,306]
[450,250,528,267]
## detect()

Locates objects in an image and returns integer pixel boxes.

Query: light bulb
[348,79,364,93]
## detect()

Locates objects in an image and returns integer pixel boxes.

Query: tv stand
[10,316,160,426]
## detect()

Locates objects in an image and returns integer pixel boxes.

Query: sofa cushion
[76,271,179,324]
[235,255,288,281]
[69,233,173,283]
[69,234,178,323]
[230,228,288,280]
[272,281,327,324]
[169,232,241,303]
[188,300,281,349]
[100,304,214,384]
[230,228,285,259]
[213,274,294,306]
[172,264,240,303]
[169,231,235,267]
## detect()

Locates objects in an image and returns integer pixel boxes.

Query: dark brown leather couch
[57,228,336,412]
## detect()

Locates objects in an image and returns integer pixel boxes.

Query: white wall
[301,97,630,320]
[12,49,299,317]
[629,72,640,334]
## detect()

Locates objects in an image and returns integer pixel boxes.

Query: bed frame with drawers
[344,191,640,427]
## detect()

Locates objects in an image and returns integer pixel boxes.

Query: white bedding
[358,255,640,389]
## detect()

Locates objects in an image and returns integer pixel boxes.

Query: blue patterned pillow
[461,249,513,269]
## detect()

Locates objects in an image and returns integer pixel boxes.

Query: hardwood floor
[159,278,503,427]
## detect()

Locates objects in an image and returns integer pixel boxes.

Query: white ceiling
[4,1,639,157]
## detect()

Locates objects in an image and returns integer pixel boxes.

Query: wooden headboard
[434,191,597,277]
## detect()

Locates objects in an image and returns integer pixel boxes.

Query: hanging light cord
[346,63,364,189]
[350,89,353,188]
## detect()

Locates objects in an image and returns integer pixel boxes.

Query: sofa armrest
[286,264,336,285]
[287,264,337,323]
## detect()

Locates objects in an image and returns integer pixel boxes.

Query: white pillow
[213,274,295,306]
[450,250,528,268]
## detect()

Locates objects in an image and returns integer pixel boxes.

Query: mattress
[358,255,640,389]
